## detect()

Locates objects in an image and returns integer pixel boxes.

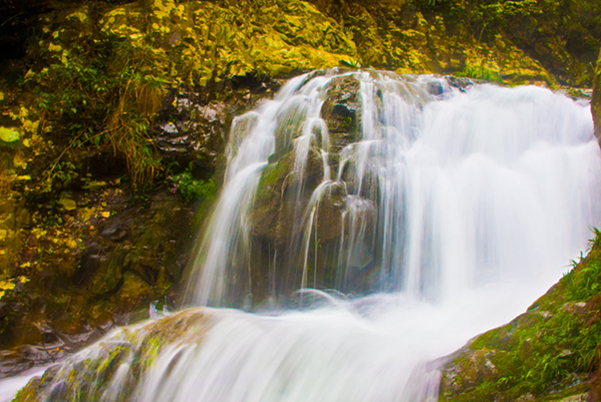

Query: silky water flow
[4,70,601,402]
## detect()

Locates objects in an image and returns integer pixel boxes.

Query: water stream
[3,70,600,401]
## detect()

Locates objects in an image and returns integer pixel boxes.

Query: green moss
[255,157,291,201]
[14,309,212,402]
[441,231,601,401]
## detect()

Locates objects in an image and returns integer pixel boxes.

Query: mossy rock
[274,97,312,157]
[592,49,601,142]
[439,233,601,401]
[314,183,347,244]
[14,308,213,402]
[251,146,324,246]
[320,74,362,151]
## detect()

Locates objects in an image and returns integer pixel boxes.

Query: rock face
[593,50,601,142]
[438,233,601,402]
[0,184,198,373]
[244,73,383,303]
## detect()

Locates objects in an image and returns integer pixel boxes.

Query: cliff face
[593,50,601,141]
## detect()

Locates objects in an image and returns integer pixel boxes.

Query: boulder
[320,75,362,153]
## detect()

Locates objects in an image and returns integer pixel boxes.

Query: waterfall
[187,70,601,308]
[6,70,601,402]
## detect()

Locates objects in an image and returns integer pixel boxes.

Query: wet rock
[273,97,311,158]
[13,309,212,402]
[441,349,503,397]
[593,49,601,142]
[0,350,34,379]
[47,380,69,402]
[100,219,129,242]
[427,81,444,95]
[446,76,474,91]
[151,91,228,170]
[74,242,105,287]
[320,75,362,151]
[251,147,325,245]
[314,184,347,244]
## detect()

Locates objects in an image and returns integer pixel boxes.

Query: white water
[3,71,600,401]
[172,71,601,401]
[0,367,48,402]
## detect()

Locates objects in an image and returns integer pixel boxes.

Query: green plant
[458,65,503,83]
[340,59,362,69]
[166,168,215,204]
[20,11,170,194]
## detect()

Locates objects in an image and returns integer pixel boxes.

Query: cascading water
[186,69,601,308]
[5,69,601,402]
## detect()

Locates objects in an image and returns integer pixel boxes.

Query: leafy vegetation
[456,64,502,83]
[166,165,216,204]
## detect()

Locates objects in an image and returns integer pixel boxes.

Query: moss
[440,231,601,401]
[14,308,212,402]
[250,151,293,243]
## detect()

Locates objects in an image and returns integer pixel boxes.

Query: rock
[592,49,601,142]
[273,97,311,157]
[100,219,129,242]
[251,147,325,246]
[246,73,392,301]
[151,91,228,170]
[427,81,444,96]
[439,239,601,401]
[0,350,34,379]
[13,308,212,402]
[320,75,362,152]
[441,349,504,397]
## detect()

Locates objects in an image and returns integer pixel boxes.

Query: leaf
[0,127,20,143]
[58,195,77,211]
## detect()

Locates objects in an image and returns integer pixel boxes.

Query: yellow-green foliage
[21,0,359,190]
[325,2,555,85]
[0,276,28,300]
[435,0,601,86]
[99,0,357,84]
[11,0,599,195]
